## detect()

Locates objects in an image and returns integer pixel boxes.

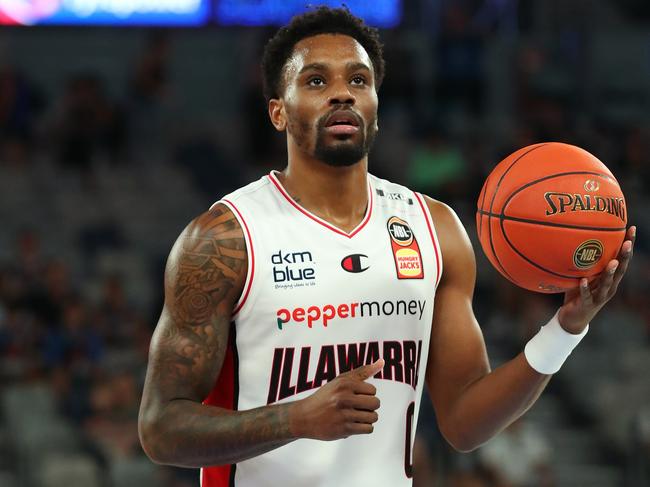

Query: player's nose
[328,79,355,106]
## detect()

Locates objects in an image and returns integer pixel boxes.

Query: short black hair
[261,6,385,102]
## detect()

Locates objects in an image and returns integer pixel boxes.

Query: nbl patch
[386,216,424,279]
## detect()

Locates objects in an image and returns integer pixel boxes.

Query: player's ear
[268,99,287,132]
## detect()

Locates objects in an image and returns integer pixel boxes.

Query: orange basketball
[476,142,628,293]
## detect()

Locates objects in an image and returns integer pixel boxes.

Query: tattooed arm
[138,204,382,468]
[138,204,295,467]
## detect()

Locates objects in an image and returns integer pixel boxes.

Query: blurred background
[0,0,648,486]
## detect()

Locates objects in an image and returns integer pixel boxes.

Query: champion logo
[341,254,369,273]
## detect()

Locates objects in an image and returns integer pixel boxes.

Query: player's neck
[278,158,369,233]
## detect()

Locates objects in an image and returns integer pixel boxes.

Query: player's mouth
[323,110,361,135]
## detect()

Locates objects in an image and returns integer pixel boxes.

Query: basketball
[476,142,628,293]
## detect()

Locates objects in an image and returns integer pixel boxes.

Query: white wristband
[524,309,589,375]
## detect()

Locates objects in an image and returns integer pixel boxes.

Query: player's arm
[423,197,634,453]
[138,204,382,468]
[138,204,295,467]
[423,197,549,452]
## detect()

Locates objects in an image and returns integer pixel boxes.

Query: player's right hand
[289,359,384,441]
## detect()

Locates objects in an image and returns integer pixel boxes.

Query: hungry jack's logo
[387,216,424,279]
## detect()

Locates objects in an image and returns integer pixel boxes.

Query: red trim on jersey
[414,193,442,287]
[267,171,373,239]
[222,199,254,317]
[201,329,237,487]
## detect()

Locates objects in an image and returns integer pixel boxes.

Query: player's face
[278,34,379,167]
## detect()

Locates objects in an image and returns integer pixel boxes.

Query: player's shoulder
[172,205,244,259]
[165,202,248,304]
[162,202,246,290]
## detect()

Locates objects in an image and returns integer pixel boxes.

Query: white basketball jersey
[201,171,442,487]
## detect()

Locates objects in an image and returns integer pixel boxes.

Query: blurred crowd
[1,1,649,486]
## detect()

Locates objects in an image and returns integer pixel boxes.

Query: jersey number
[404,402,415,478]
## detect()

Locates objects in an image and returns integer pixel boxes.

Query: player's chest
[255,213,434,301]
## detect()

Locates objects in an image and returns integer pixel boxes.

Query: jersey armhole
[218,198,255,318]
[413,192,443,288]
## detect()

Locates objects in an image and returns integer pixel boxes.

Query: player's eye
[350,75,367,86]
[307,77,325,87]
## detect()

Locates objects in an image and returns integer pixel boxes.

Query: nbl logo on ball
[573,240,604,269]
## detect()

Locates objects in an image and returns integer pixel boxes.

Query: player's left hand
[558,225,636,334]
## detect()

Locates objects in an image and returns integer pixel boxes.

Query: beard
[313,114,378,167]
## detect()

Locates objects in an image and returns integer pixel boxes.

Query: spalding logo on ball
[476,142,627,293]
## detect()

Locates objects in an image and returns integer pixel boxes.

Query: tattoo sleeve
[138,204,296,468]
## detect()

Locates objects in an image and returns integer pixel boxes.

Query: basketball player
[138,7,635,486]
